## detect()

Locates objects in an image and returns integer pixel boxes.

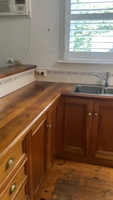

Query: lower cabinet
[63,97,93,156]
[3,95,113,200]
[90,99,113,160]
[49,101,58,163]
[28,113,48,200]
[1,165,27,200]
[27,101,58,200]
[0,140,28,200]
[15,184,28,200]
[58,96,113,166]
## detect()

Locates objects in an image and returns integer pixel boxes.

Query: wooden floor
[39,159,113,200]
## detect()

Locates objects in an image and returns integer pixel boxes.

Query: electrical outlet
[36,70,46,77]
[6,58,14,64]
[14,59,22,65]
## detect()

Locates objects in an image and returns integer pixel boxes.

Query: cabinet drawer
[15,184,28,200]
[1,165,27,200]
[0,142,25,185]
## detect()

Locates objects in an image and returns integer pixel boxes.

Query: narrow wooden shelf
[0,65,36,79]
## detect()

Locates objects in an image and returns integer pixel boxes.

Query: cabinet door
[90,99,113,160]
[63,97,93,156]
[49,101,57,163]
[28,113,47,199]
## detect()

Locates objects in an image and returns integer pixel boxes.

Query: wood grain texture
[49,101,58,163]
[27,113,48,200]
[1,81,113,163]
[39,159,113,200]
[15,185,26,200]
[1,163,27,200]
[90,99,113,159]
[0,82,69,156]
[33,118,47,197]
[0,65,36,78]
[0,141,24,186]
[64,97,93,156]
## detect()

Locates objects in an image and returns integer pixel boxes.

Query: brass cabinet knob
[47,125,51,128]
[94,113,98,117]
[9,183,16,195]
[88,112,92,116]
[6,158,14,169]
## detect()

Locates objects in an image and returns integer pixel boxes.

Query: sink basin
[71,85,103,95]
[104,88,113,95]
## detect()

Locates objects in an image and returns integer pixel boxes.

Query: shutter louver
[69,0,113,52]
[0,0,9,13]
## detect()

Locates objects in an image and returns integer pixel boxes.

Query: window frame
[60,0,113,63]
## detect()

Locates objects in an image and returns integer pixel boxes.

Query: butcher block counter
[0,81,71,155]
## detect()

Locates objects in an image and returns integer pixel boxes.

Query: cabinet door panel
[90,100,113,159]
[49,103,57,162]
[28,114,47,199]
[65,103,86,149]
[32,122,46,193]
[64,97,93,156]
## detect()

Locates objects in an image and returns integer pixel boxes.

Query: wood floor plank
[39,159,113,200]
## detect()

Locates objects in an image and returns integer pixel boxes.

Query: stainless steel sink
[71,85,113,95]
[71,85,103,95]
[104,88,113,95]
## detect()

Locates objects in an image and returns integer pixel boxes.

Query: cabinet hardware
[47,125,51,128]
[6,158,14,169]
[9,183,16,195]
[88,113,92,116]
[94,113,98,116]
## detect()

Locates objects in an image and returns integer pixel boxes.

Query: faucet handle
[96,70,110,77]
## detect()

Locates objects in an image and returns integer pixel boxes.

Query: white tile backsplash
[36,68,113,85]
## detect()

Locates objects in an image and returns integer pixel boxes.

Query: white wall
[0,0,60,68]
[0,0,113,76]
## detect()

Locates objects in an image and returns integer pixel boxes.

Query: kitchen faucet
[93,71,110,87]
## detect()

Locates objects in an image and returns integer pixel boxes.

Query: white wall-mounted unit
[0,0,31,18]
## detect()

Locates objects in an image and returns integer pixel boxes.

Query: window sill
[57,60,113,65]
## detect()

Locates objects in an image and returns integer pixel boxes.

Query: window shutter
[64,0,113,61]
[0,0,9,13]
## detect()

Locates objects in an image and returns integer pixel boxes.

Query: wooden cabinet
[62,97,93,156]
[28,113,48,200]
[15,184,28,200]
[27,100,58,200]
[0,142,25,187]
[48,101,58,163]
[90,99,113,160]
[0,140,28,200]
[1,165,27,200]
[2,87,113,200]
[0,99,58,200]
[59,96,113,166]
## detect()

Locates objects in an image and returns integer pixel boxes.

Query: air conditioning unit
[0,0,31,18]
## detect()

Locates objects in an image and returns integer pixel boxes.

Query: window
[0,0,9,12]
[63,0,113,62]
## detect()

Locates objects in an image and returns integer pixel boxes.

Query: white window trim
[59,0,113,64]
[57,59,113,65]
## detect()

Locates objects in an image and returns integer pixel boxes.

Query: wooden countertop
[1,81,113,156]
[0,82,72,156]
[0,64,36,78]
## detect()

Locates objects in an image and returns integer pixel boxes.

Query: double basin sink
[71,85,113,95]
